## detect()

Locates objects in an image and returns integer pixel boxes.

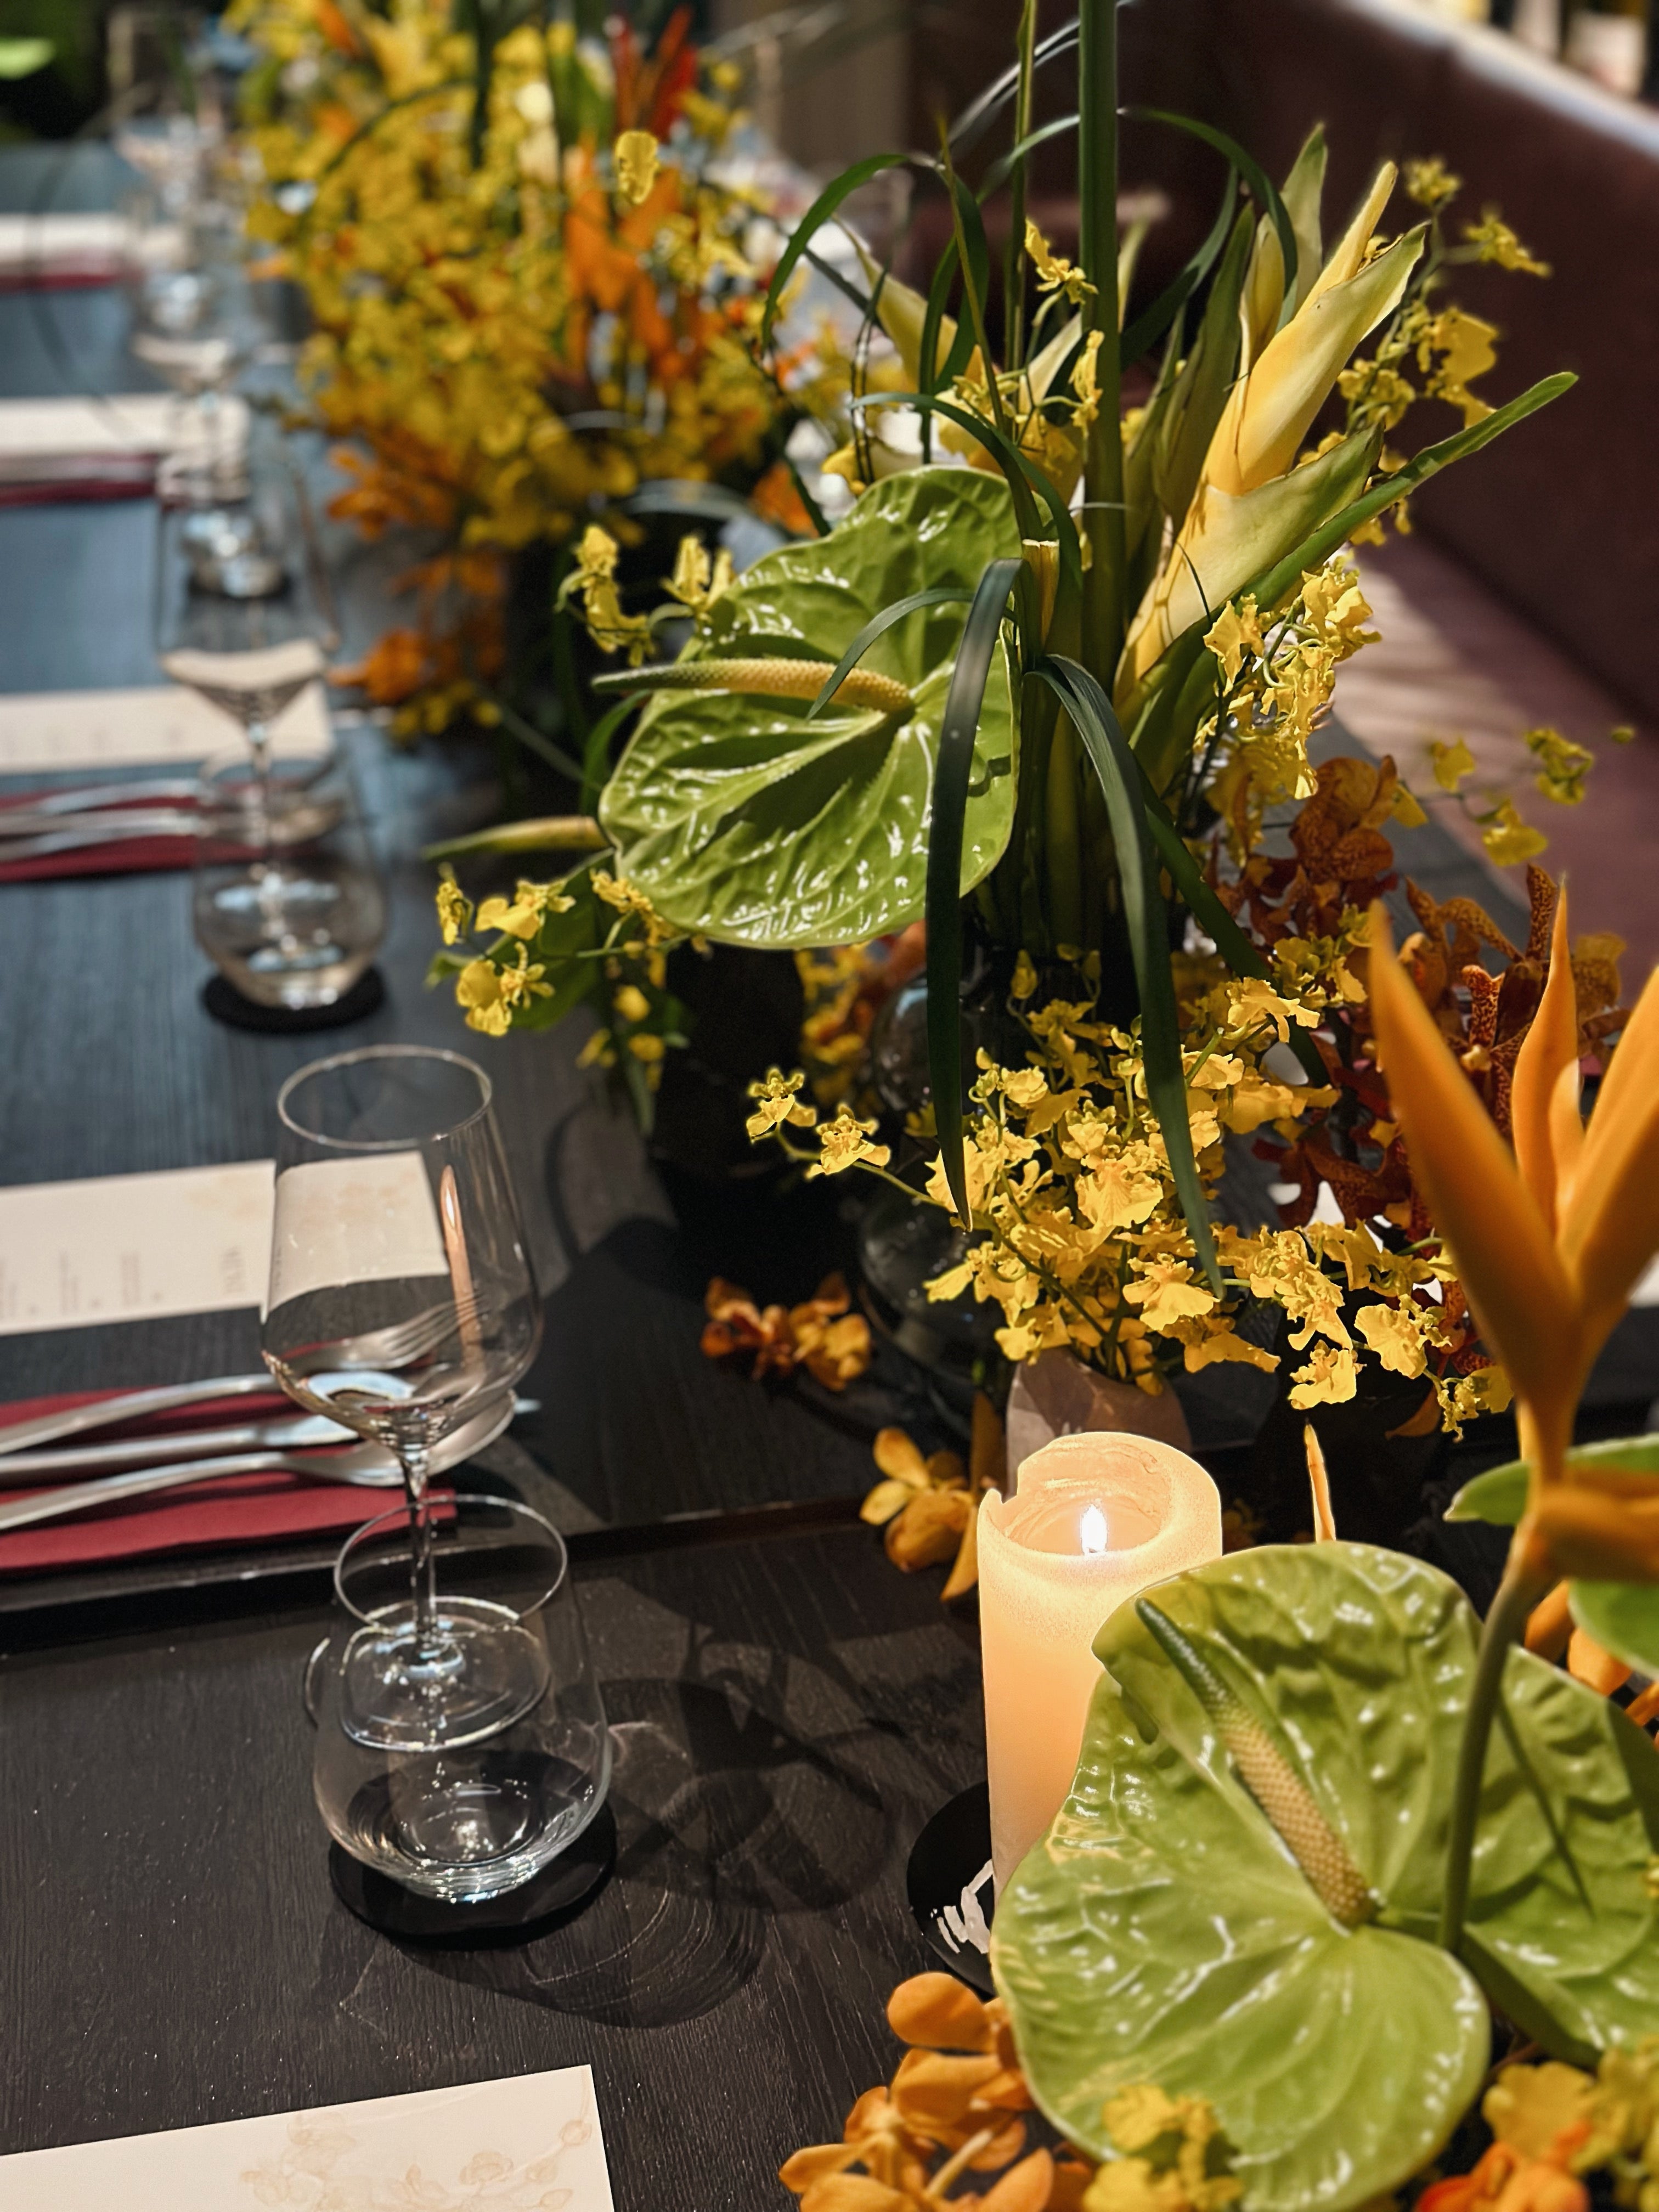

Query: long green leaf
[808,588,975,719]
[760,153,910,351]
[949,16,1079,155]
[1135,776,1326,1083]
[1152,204,1252,533]
[858,391,1042,543]
[1249,373,1576,612]
[1119,162,1235,371]
[929,558,1026,1221]
[579,696,639,815]
[866,392,1080,588]
[979,113,1078,202]
[1035,654,1220,1288]
[1127,105,1297,308]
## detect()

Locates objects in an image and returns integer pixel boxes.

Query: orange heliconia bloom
[1368,886,1659,1508]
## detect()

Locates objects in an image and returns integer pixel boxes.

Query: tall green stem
[1003,0,1038,373]
[1079,0,1125,684]
[1437,1562,1545,1953]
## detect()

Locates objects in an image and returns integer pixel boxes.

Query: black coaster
[202,966,385,1033]
[906,1781,995,1994]
[328,1803,616,1945]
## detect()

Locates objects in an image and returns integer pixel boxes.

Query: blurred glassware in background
[155,420,340,772]
[193,747,386,1012]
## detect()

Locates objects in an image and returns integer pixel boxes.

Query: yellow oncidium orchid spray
[1367,887,1659,1950]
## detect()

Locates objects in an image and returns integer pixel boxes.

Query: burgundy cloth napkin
[0,1387,443,1578]
[0,788,195,884]
[0,472,155,509]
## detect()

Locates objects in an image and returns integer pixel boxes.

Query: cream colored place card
[0,211,152,282]
[0,2066,614,2210]
[0,1155,453,1335]
[0,1161,276,1335]
[0,393,249,483]
[0,682,330,773]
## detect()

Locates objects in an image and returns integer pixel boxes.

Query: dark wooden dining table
[1,134,1656,2212]
[0,138,973,2212]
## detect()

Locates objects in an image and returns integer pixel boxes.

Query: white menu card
[0,2066,614,2210]
[0,1155,453,1337]
[0,682,330,774]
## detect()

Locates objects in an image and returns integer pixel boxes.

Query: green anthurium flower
[994,1543,1659,2212]
[598,468,1021,948]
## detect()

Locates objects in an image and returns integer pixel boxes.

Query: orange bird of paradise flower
[1367,887,1659,1536]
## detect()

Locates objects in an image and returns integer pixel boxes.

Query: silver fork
[0,1305,481,1459]
[0,1446,404,1533]
[278,1295,483,1380]
[0,1394,511,1535]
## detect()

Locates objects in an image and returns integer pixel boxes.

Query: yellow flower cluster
[227,0,789,731]
[730,942,1451,1407]
[1201,557,1384,830]
[899,954,1464,1415]
[434,860,685,1089]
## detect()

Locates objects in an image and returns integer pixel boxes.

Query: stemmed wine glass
[154,419,340,777]
[263,1047,543,1745]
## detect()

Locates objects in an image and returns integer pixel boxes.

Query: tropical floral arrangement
[228,0,825,736]
[784,929,1659,2212]
[432,0,1596,1423]
[782,1971,1659,2212]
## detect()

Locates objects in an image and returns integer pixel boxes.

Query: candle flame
[1080,1504,1108,1556]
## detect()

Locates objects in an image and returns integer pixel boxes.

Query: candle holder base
[906,1781,995,1995]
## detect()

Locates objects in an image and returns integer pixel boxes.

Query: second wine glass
[263,1046,543,1747]
[155,424,339,775]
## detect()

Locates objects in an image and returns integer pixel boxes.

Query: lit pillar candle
[979,1430,1222,1889]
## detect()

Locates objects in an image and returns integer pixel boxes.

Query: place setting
[4,0,1659,2206]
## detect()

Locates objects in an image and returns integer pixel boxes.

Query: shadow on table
[404,1555,955,2028]
[408,1676,889,2028]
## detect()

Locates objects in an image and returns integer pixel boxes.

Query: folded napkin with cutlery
[0,212,143,290]
[0,394,250,506]
[0,1385,434,1577]
[0,784,198,884]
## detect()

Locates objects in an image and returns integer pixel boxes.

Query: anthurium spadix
[1119,166,1424,695]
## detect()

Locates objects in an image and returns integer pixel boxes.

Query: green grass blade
[979,113,1078,201]
[1248,374,1576,614]
[949,16,1079,156]
[761,153,910,351]
[1135,774,1325,1083]
[1035,653,1221,1288]
[1119,162,1235,370]
[928,558,1026,1220]
[1127,106,1297,308]
[807,588,975,719]
[579,696,639,815]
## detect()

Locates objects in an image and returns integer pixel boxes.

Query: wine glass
[192,746,387,1010]
[263,1047,544,1746]
[154,422,340,776]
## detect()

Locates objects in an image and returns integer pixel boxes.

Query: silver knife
[0,809,198,846]
[0,1408,357,1480]
[0,780,200,814]
[0,1395,516,1535]
[0,1393,539,1480]
[0,1375,278,1456]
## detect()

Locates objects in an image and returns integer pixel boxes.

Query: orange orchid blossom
[1367,885,1659,1512]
